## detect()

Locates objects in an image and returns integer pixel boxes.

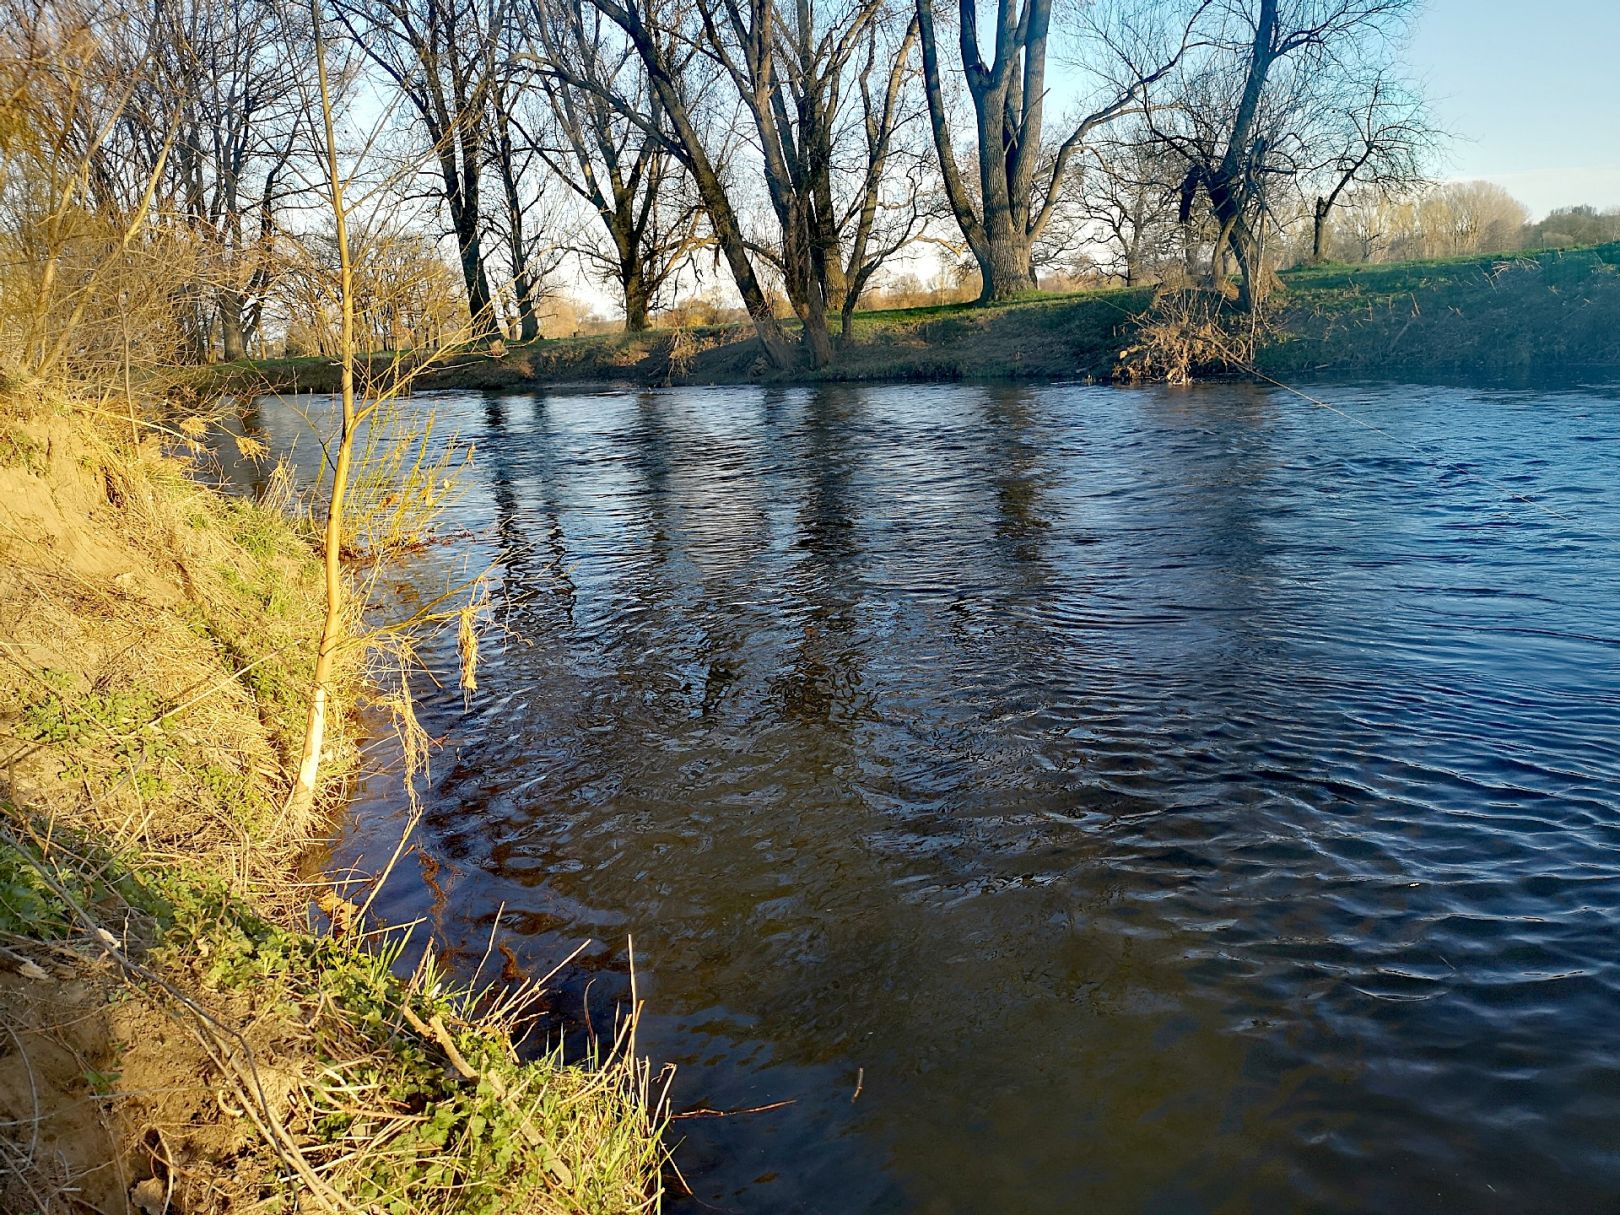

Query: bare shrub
[1115,286,1273,385]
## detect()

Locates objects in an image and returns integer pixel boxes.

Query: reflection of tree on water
[770,386,873,727]
[618,388,744,721]
[1148,383,1280,628]
[981,385,1052,563]
[483,393,576,629]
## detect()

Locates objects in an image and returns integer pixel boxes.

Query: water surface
[256,381,1620,1213]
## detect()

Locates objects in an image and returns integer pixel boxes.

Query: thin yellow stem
[289,0,358,815]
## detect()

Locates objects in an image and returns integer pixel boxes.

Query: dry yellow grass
[0,384,666,1215]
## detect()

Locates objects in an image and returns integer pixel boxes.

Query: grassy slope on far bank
[0,388,660,1215]
[218,285,1155,394]
[1259,241,1620,379]
[214,240,1620,396]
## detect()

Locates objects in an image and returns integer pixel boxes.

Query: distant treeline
[3,0,1609,378]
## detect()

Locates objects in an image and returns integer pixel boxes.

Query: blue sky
[1406,0,1620,216]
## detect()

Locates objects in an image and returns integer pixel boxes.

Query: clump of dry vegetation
[1115,286,1272,385]
[0,386,666,1214]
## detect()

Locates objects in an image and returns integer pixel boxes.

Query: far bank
[216,242,1620,396]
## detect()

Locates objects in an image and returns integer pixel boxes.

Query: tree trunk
[440,145,500,341]
[915,0,1055,306]
[977,230,1038,302]
[623,265,650,332]
[689,165,793,367]
[802,295,835,368]
[495,109,540,343]
[1312,196,1329,263]
[220,290,246,361]
[514,273,540,342]
[1215,0,1277,312]
[1228,212,1265,313]
[452,204,499,340]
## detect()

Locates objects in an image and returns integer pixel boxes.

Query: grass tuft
[0,386,665,1214]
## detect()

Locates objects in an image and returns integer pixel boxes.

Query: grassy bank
[214,241,1620,396]
[214,286,1155,394]
[0,388,662,1213]
[1260,241,1620,379]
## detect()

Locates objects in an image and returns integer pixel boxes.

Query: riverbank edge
[207,242,1620,396]
[0,386,662,1214]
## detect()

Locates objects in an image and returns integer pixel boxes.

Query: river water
[249,380,1620,1213]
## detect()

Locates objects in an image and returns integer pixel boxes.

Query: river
[245,379,1620,1213]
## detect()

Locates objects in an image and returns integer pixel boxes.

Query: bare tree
[544,0,929,368]
[1306,70,1434,262]
[290,0,359,818]
[912,0,1205,302]
[1416,179,1528,256]
[292,0,486,820]
[694,0,904,365]
[546,0,796,366]
[524,0,706,332]
[333,0,505,339]
[832,9,934,338]
[487,76,546,340]
[0,0,188,378]
[1079,126,1184,284]
[1140,0,1420,309]
[155,0,312,360]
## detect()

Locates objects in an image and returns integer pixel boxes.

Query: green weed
[0,427,45,472]
[22,675,180,790]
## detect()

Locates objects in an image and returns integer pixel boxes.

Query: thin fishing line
[1235,360,1598,531]
[1085,286,1613,536]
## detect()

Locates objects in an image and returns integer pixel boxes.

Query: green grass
[0,824,665,1215]
[1262,240,1620,378]
[212,240,1620,391]
[1280,241,1620,295]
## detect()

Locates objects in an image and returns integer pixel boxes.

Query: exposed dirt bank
[0,388,662,1214]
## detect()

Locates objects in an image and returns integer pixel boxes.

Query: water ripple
[285,380,1620,1215]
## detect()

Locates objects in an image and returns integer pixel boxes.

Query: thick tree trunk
[1228,212,1265,313]
[219,290,246,361]
[977,230,1038,302]
[802,296,835,368]
[915,0,1058,307]
[1312,196,1329,263]
[452,205,499,340]
[514,273,540,342]
[1213,0,1277,312]
[623,265,650,333]
[439,143,499,342]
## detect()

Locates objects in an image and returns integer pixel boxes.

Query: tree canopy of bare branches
[1137,0,1422,308]
[333,0,507,339]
